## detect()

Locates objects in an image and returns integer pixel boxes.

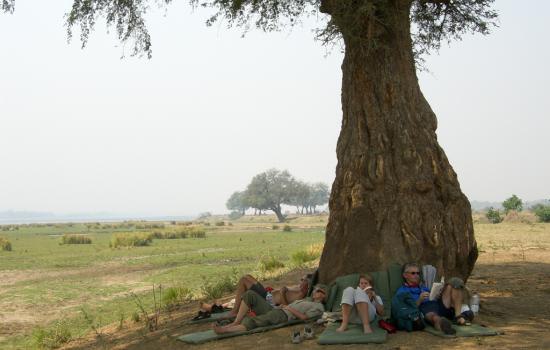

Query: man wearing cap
[213,284,327,334]
[396,263,472,335]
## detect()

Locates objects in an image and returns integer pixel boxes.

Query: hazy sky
[1,1,548,216]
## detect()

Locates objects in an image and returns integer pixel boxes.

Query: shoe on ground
[303,325,314,339]
[291,330,303,344]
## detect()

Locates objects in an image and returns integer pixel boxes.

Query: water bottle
[470,293,480,314]
[266,291,273,306]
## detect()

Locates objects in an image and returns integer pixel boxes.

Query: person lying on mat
[336,274,384,334]
[213,284,327,334]
[396,263,473,335]
[200,273,310,316]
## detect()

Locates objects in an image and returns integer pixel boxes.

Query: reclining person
[213,284,327,334]
[200,273,310,317]
[336,274,384,334]
[396,263,472,335]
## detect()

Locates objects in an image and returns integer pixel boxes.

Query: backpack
[391,292,425,332]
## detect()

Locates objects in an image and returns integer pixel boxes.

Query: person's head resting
[402,262,421,285]
[358,274,374,290]
[312,284,328,303]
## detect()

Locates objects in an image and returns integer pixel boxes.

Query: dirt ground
[61,249,550,350]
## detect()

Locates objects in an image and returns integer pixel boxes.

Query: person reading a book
[213,284,327,334]
[336,274,384,334]
[396,263,472,335]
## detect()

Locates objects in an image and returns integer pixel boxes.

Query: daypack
[390,292,425,332]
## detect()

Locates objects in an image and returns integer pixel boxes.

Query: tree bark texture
[318,0,477,283]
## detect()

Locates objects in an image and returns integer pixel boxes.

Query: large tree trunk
[318,0,477,284]
[272,205,286,223]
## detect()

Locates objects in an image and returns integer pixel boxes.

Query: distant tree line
[485,195,550,223]
[226,169,330,222]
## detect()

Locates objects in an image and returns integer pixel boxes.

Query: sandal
[439,318,456,335]
[455,315,471,326]
[192,310,211,321]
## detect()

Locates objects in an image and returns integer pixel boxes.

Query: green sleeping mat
[177,317,319,344]
[188,311,233,324]
[424,323,500,338]
[317,322,387,345]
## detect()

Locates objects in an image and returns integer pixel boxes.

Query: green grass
[0,216,326,349]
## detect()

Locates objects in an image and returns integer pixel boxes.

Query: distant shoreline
[0,216,193,225]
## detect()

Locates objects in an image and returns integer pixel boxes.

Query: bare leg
[450,288,465,323]
[336,304,352,332]
[424,312,442,330]
[355,302,372,334]
[230,298,251,326]
[227,275,257,317]
[213,323,247,334]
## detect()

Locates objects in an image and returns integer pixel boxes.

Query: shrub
[0,237,12,251]
[190,229,206,238]
[201,270,239,300]
[110,233,152,248]
[32,319,71,349]
[215,221,225,226]
[272,225,279,230]
[533,205,550,223]
[260,256,285,272]
[163,285,194,307]
[203,222,211,226]
[282,225,292,232]
[502,194,523,214]
[61,234,92,245]
[292,243,323,265]
[151,230,189,239]
[485,207,503,224]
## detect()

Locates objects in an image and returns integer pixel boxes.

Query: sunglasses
[406,271,420,275]
[314,289,326,294]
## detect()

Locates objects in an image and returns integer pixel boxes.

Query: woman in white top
[336,274,384,334]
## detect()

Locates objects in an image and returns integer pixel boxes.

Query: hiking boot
[303,325,314,339]
[291,330,303,344]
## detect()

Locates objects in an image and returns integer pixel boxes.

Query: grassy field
[0,215,326,349]
[1,212,549,349]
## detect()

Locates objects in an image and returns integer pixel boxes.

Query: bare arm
[282,306,308,321]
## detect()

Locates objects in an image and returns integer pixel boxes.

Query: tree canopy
[227,169,329,221]
[2,0,497,62]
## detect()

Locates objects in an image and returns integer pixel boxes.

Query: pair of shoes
[291,326,315,343]
[192,311,211,321]
[440,318,457,335]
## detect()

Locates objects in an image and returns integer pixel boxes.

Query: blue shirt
[396,284,430,305]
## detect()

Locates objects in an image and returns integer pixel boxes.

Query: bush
[272,225,279,230]
[292,243,323,265]
[0,237,12,251]
[502,194,523,214]
[201,270,239,300]
[282,225,292,232]
[190,229,206,238]
[485,207,503,224]
[215,221,225,226]
[534,205,550,223]
[32,319,71,349]
[163,285,194,307]
[260,256,285,272]
[110,233,152,248]
[61,234,92,245]
[151,230,189,239]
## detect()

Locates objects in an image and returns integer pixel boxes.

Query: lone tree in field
[2,0,497,283]
[502,194,523,214]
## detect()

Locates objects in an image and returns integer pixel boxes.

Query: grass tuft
[61,234,92,245]
[32,319,71,349]
[110,233,152,248]
[291,243,323,265]
[0,236,12,251]
[201,270,239,300]
[259,255,285,272]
